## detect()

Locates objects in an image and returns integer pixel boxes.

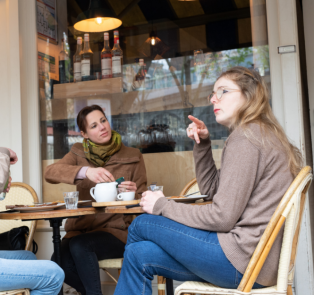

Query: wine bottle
[101,32,112,79]
[59,37,70,83]
[81,33,94,81]
[111,30,123,78]
[135,59,146,82]
[73,37,82,82]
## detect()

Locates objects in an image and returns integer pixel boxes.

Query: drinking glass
[63,191,79,209]
[0,173,10,200]
[147,185,163,192]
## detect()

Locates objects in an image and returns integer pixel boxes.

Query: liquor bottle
[73,37,82,82]
[59,37,70,83]
[135,59,145,81]
[81,33,94,81]
[134,59,146,90]
[111,30,123,78]
[64,35,73,82]
[101,32,112,79]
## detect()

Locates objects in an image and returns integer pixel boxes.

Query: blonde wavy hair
[217,66,303,177]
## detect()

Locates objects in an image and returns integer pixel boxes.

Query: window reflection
[38,0,271,199]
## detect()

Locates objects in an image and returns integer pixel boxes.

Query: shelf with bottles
[53,77,123,99]
[58,30,123,86]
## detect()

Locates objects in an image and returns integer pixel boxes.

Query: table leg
[166,278,174,295]
[49,218,64,295]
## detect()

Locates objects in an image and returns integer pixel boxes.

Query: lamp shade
[74,0,122,32]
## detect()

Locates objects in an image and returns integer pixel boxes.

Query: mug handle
[90,187,96,199]
[116,193,123,201]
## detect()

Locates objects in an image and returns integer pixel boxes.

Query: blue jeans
[0,250,64,295]
[114,215,263,295]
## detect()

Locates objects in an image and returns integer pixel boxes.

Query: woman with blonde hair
[113,66,303,294]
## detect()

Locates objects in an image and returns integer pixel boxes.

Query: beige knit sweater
[153,124,293,286]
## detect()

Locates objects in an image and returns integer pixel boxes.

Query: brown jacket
[45,143,147,243]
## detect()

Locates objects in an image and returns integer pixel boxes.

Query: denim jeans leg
[0,250,37,260]
[123,214,264,290]
[0,251,64,295]
[114,240,205,295]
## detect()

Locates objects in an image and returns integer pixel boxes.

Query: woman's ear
[81,130,88,139]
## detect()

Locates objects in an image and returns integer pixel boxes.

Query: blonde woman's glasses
[207,87,241,103]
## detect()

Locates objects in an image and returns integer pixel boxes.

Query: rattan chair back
[179,178,200,196]
[238,166,312,292]
[0,182,38,251]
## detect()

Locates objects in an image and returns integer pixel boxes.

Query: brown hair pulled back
[77,105,106,133]
[217,66,303,177]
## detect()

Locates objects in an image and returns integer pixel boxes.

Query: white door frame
[2,0,313,293]
[266,0,314,294]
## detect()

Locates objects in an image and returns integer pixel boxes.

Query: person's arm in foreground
[0,148,18,193]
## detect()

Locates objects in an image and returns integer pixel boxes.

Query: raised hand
[86,167,115,183]
[7,149,18,165]
[186,115,209,144]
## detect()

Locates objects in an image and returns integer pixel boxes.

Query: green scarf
[83,130,122,167]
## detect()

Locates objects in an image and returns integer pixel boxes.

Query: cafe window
[37,0,270,201]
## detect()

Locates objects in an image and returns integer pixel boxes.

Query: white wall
[0,0,23,181]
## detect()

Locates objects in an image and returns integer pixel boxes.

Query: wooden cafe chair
[0,182,38,251]
[98,259,167,295]
[0,182,39,295]
[179,178,200,197]
[174,166,312,295]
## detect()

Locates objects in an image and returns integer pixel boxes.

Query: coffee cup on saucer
[116,191,135,202]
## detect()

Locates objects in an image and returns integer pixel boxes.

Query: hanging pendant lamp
[74,0,122,32]
[138,20,169,58]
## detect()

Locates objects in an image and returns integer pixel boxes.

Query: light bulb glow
[151,37,156,46]
[96,17,102,24]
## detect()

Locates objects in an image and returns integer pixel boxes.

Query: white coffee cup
[90,182,118,202]
[116,191,135,201]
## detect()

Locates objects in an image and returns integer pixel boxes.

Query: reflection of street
[112,105,229,154]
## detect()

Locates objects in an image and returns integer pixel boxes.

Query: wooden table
[0,207,97,295]
[97,200,213,214]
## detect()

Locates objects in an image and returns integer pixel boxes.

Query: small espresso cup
[116,191,135,201]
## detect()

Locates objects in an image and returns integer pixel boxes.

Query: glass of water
[0,175,10,200]
[147,186,163,192]
[63,191,79,209]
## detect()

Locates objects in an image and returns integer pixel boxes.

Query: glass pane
[37,0,270,201]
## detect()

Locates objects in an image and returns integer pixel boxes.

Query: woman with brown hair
[113,66,303,295]
[45,104,147,295]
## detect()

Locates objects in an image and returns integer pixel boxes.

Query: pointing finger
[188,115,204,127]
